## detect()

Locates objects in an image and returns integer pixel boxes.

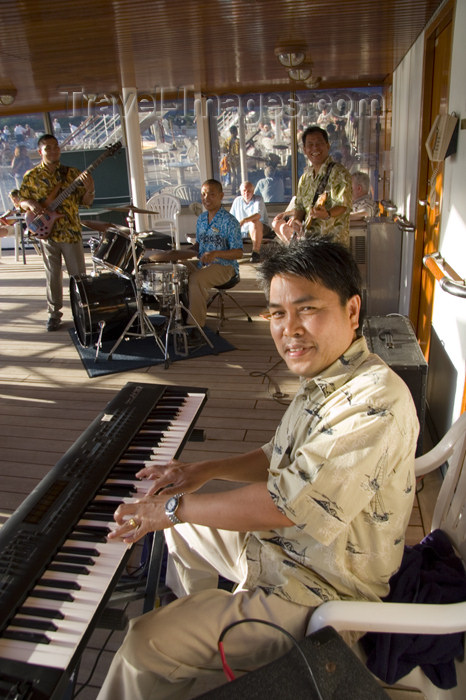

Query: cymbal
[82,220,133,235]
[144,249,180,263]
[107,204,158,216]
[81,219,113,233]
[135,231,155,239]
[111,223,132,235]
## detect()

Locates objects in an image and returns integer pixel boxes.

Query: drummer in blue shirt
[163,179,242,345]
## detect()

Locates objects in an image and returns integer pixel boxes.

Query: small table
[272,143,289,165]
[168,161,194,185]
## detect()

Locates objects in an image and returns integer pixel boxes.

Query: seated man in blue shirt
[230,181,271,263]
[163,179,243,344]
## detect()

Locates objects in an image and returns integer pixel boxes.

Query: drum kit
[70,203,212,366]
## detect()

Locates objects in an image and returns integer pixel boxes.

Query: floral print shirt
[20,162,87,243]
[244,337,419,607]
[196,207,242,273]
[295,156,353,246]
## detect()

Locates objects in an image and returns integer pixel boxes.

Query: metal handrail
[423,252,466,298]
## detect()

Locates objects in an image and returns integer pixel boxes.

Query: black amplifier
[363,315,428,455]
[196,626,389,699]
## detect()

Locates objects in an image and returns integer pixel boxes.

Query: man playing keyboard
[98,237,418,700]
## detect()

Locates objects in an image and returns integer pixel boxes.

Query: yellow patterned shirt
[295,156,353,246]
[19,162,88,243]
[244,337,419,607]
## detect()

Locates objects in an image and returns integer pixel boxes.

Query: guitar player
[19,134,95,331]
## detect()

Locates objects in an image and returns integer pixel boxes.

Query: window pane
[295,87,386,200]
[0,113,45,212]
[212,93,291,203]
[50,101,122,151]
[49,105,129,210]
[211,87,386,205]
[140,97,201,202]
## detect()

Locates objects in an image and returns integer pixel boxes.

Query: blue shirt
[230,193,268,235]
[254,175,285,203]
[196,207,242,274]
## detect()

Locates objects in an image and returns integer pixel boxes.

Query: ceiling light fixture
[0,88,17,106]
[288,64,313,82]
[274,45,306,68]
[304,76,322,89]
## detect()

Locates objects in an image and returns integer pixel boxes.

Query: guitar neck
[48,143,122,212]
[49,160,97,211]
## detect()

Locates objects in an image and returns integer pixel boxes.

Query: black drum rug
[68,324,235,378]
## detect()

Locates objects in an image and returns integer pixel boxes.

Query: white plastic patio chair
[307,411,466,699]
[145,193,181,246]
[173,184,201,205]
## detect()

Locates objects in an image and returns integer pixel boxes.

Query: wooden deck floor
[0,246,302,516]
[0,245,438,698]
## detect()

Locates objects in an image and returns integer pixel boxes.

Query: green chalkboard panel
[60,146,130,208]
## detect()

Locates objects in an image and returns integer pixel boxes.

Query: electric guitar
[25,141,122,239]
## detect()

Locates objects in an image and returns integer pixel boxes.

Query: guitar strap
[58,164,70,182]
[312,161,336,205]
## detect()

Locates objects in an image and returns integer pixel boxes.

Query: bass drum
[70,273,137,348]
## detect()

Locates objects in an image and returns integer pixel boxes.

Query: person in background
[254,165,285,203]
[350,171,379,220]
[317,105,334,128]
[18,134,94,331]
[272,125,352,247]
[230,180,272,263]
[0,189,22,237]
[223,125,241,195]
[52,118,62,139]
[13,123,26,144]
[96,237,418,700]
[11,144,33,188]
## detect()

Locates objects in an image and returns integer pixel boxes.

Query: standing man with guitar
[271,126,352,247]
[19,134,95,331]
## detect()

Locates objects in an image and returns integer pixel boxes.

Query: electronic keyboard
[0,381,207,699]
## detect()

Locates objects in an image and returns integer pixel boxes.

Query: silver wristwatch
[165,493,185,525]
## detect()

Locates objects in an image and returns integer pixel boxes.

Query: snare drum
[92,228,144,279]
[139,263,188,311]
[70,273,137,347]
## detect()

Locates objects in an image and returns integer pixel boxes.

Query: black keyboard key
[19,605,65,620]
[32,590,74,602]
[38,578,81,591]
[10,617,58,632]
[3,629,50,644]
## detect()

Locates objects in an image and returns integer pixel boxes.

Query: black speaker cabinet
[195,626,389,699]
[363,315,428,455]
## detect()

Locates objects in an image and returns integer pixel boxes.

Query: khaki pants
[97,525,315,700]
[184,262,235,327]
[41,239,86,318]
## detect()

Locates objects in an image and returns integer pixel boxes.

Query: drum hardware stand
[94,320,106,362]
[107,208,167,362]
[163,270,213,366]
[88,236,101,276]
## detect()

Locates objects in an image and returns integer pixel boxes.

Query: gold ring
[128,517,139,529]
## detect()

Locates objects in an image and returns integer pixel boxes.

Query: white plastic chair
[307,411,466,699]
[145,193,181,246]
[173,185,201,205]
